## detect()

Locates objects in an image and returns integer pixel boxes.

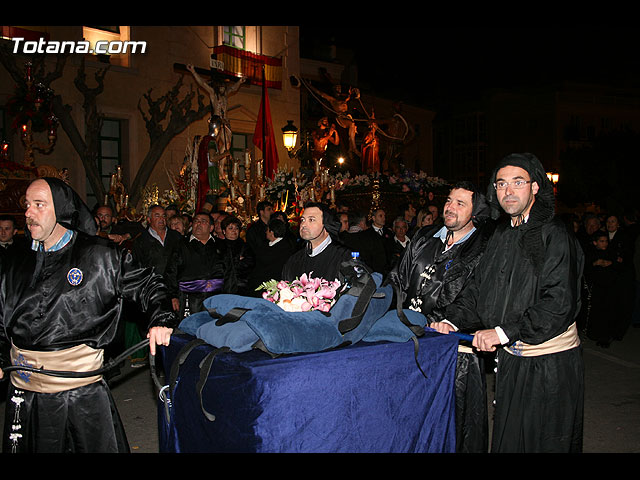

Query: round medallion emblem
[67,267,83,286]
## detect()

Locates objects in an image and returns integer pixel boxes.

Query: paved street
[1,326,639,453]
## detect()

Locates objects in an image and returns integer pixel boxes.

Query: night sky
[299,24,640,209]
[300,26,640,108]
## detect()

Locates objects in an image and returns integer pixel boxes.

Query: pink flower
[317,302,331,312]
[316,286,336,299]
[259,274,341,313]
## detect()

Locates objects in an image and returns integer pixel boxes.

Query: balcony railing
[212,45,282,89]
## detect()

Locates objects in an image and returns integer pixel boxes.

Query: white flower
[278,296,310,312]
[278,287,295,302]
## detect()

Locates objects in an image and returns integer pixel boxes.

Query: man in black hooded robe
[431,153,585,453]
[281,202,353,282]
[0,177,176,453]
[388,180,495,453]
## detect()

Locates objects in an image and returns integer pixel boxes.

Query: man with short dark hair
[249,218,296,293]
[282,202,352,281]
[341,208,391,275]
[0,178,175,453]
[164,212,225,318]
[432,153,585,453]
[337,211,349,234]
[389,180,495,452]
[0,214,27,259]
[370,208,392,238]
[245,200,273,255]
[165,204,180,220]
[95,204,115,232]
[95,205,141,246]
[399,202,416,231]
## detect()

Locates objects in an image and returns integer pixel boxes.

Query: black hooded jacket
[391,221,495,319]
[388,186,496,319]
[442,154,584,344]
[0,178,175,369]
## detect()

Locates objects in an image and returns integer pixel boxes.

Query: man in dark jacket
[94,204,144,247]
[128,205,183,363]
[164,212,225,318]
[132,205,184,277]
[249,217,296,293]
[0,178,175,453]
[388,180,495,453]
[386,216,411,269]
[0,214,28,260]
[341,208,391,276]
[282,202,352,282]
[432,153,585,453]
[245,200,273,257]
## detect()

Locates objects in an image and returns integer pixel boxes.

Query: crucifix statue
[186,63,246,153]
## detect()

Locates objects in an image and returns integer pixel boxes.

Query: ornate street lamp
[281,120,298,157]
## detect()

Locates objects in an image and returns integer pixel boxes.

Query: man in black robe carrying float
[0,178,176,453]
[431,153,585,453]
[388,180,495,453]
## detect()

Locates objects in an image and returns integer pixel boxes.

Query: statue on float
[311,117,340,169]
[361,114,380,174]
[186,63,246,153]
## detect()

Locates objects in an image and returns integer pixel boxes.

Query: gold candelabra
[18,62,58,167]
[222,151,267,223]
[306,158,334,208]
[106,166,130,216]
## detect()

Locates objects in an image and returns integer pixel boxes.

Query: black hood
[486,152,555,224]
[486,153,556,275]
[28,177,97,288]
[40,177,97,236]
[470,189,493,226]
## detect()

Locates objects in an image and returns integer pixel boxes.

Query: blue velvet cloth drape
[158,331,458,453]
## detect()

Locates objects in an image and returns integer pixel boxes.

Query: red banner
[253,68,279,180]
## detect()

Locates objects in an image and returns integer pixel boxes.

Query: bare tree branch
[1,44,213,210]
[129,75,210,206]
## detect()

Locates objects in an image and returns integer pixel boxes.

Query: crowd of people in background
[563,209,640,347]
[2,192,639,351]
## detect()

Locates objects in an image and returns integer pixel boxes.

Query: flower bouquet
[256,273,342,312]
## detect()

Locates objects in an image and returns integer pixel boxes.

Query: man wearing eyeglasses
[431,153,585,453]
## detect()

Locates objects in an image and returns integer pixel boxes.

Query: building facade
[433,81,640,197]
[0,25,301,211]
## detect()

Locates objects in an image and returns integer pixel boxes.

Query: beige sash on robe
[10,343,104,393]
